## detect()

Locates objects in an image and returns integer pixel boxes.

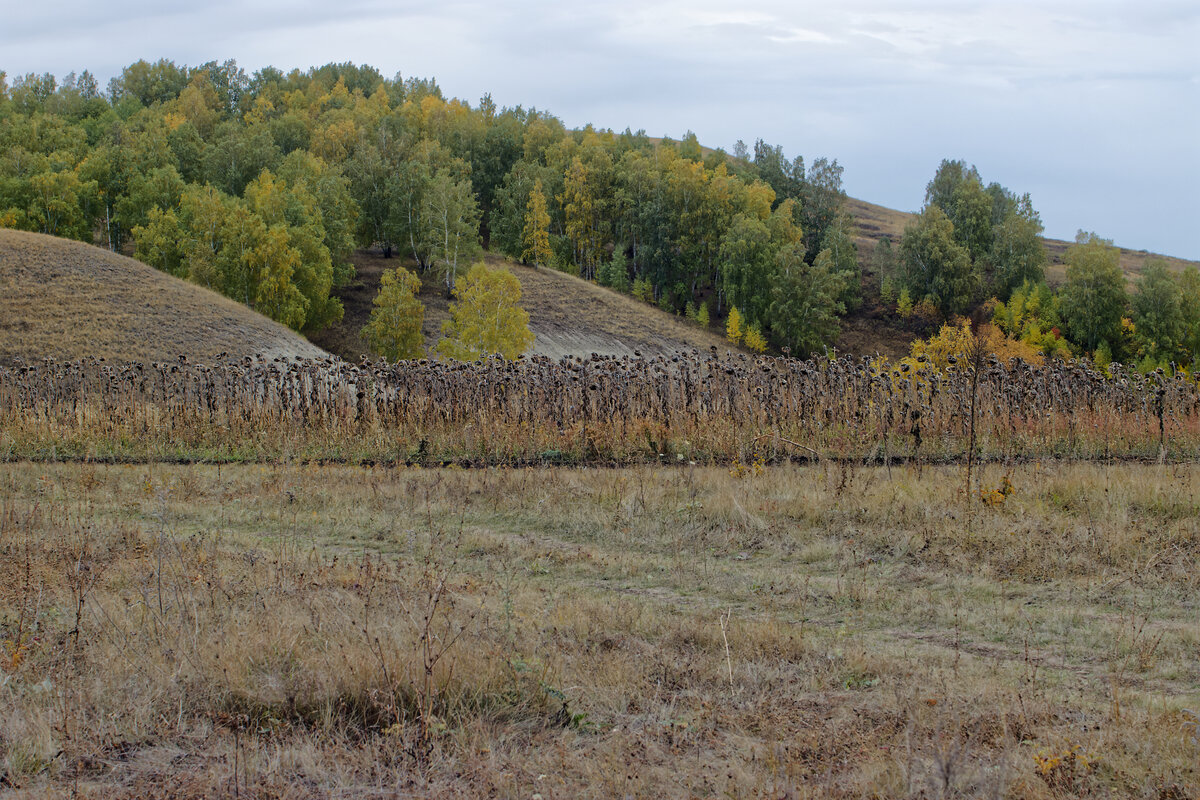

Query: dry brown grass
[0,229,328,365]
[2,461,1197,798]
[502,258,734,360]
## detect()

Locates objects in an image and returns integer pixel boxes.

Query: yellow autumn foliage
[436,262,534,361]
[910,318,1044,371]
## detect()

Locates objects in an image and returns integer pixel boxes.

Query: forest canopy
[0,59,863,355]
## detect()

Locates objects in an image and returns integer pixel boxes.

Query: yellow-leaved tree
[250,225,307,331]
[910,317,1044,371]
[363,267,425,361]
[521,179,552,268]
[726,306,744,345]
[744,323,768,353]
[559,155,604,279]
[436,262,535,361]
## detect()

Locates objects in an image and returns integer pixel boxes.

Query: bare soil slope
[0,229,327,364]
[312,251,736,362]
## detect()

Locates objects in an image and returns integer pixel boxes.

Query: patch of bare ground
[2,461,1197,798]
[0,229,327,365]
[312,249,739,363]
[833,292,932,359]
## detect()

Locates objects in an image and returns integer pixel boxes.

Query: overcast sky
[5,0,1198,259]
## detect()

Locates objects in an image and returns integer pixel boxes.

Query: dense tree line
[492,127,862,355]
[881,160,1200,371]
[0,59,859,355]
[882,158,1049,319]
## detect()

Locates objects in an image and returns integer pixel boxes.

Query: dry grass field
[0,230,327,365]
[1,460,1197,798]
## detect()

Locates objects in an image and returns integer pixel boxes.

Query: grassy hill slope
[0,229,328,364]
[311,251,736,362]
